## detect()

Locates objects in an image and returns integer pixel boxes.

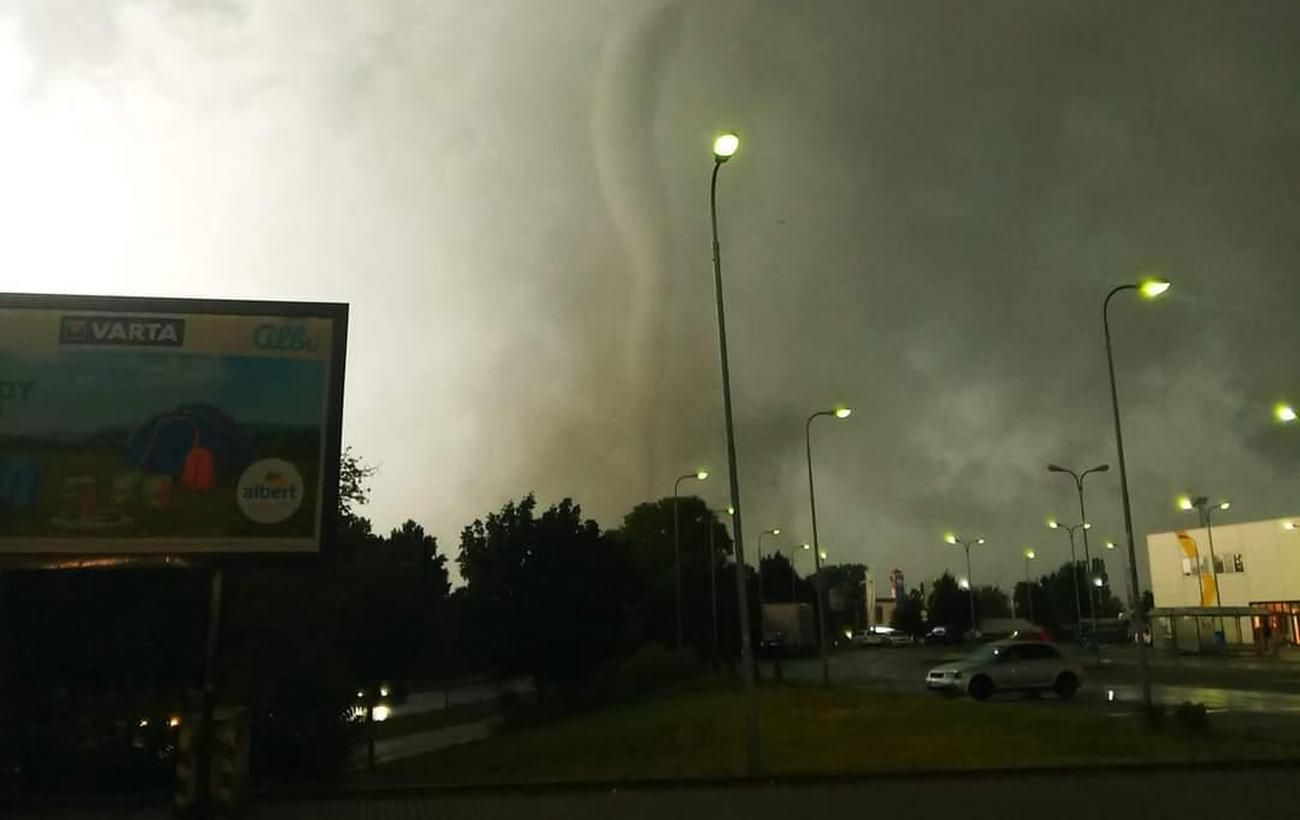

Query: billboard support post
[193,565,224,818]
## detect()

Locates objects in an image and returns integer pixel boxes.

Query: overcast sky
[4,0,1299,593]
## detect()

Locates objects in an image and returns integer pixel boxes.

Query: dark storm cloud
[4,1,1299,592]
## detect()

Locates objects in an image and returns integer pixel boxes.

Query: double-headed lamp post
[708,129,760,775]
[1178,494,1231,621]
[1047,519,1091,632]
[1104,276,1169,710]
[1047,463,1109,635]
[672,470,709,650]
[944,533,985,632]
[1023,549,1037,624]
[807,406,851,688]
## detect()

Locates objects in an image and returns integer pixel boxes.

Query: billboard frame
[0,291,348,566]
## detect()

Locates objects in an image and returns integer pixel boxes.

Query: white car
[925,640,1082,701]
[850,628,887,647]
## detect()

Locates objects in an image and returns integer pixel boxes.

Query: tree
[891,587,925,636]
[458,494,626,701]
[818,563,868,639]
[337,446,377,520]
[975,585,1011,619]
[611,497,732,656]
[926,572,971,634]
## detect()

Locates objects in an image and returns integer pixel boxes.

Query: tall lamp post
[708,130,760,774]
[1104,277,1169,710]
[807,406,852,688]
[1023,549,1037,624]
[1047,463,1109,637]
[702,506,735,661]
[1105,540,1134,612]
[1178,494,1231,628]
[1047,519,1091,633]
[673,469,709,650]
[944,533,985,633]
[784,543,812,603]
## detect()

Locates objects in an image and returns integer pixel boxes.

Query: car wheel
[1053,672,1079,700]
[967,675,994,701]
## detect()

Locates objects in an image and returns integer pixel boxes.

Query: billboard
[0,294,347,556]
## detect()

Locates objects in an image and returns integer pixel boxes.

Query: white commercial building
[1147,516,1300,648]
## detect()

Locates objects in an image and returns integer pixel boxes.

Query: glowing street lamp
[1105,539,1135,610]
[713,132,740,161]
[1275,403,1297,424]
[1023,548,1037,623]
[1102,275,1170,710]
[756,527,782,612]
[806,405,852,688]
[672,469,709,650]
[708,128,758,774]
[944,533,985,631]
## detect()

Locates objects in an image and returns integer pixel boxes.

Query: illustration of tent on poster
[113,404,253,509]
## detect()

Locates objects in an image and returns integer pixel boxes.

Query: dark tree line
[7,451,879,789]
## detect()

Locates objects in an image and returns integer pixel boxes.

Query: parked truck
[760,602,816,656]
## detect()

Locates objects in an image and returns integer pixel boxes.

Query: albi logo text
[60,316,186,347]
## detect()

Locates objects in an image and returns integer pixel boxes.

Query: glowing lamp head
[1177,496,1195,512]
[819,551,828,561]
[1218,500,1231,511]
[713,132,740,160]
[976,537,986,545]
[1138,278,1171,299]
[944,533,957,545]
[726,506,735,516]
[771,528,781,536]
[834,407,852,419]
[1106,541,1117,550]
[1047,519,1059,530]
[1093,577,1104,588]
[1284,521,1297,532]
[1025,549,1036,560]
[1082,523,1092,530]
[1276,403,1297,424]
[695,470,709,481]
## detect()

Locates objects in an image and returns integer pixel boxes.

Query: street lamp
[702,506,735,660]
[1047,519,1091,633]
[944,533,985,633]
[779,543,812,604]
[1103,276,1169,710]
[1105,539,1135,611]
[672,470,709,651]
[756,527,781,615]
[708,130,760,774]
[1047,463,1109,637]
[807,406,851,688]
[1023,549,1037,624]
[1276,403,1297,424]
[1177,494,1231,624]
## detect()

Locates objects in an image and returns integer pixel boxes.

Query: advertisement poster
[0,296,346,555]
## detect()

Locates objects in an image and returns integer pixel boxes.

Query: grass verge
[363,681,1300,787]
